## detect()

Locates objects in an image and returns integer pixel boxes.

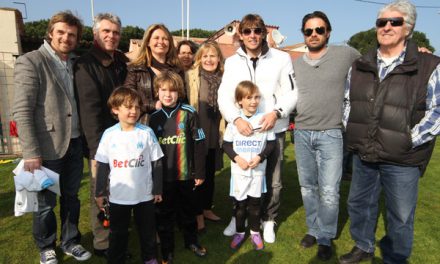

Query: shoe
[64,244,92,261]
[250,233,264,250]
[145,258,158,264]
[300,234,317,248]
[262,220,276,243]
[223,217,236,236]
[317,245,332,261]
[40,249,57,264]
[203,210,221,222]
[94,248,108,258]
[339,246,374,264]
[186,243,207,257]
[198,227,207,235]
[230,233,245,250]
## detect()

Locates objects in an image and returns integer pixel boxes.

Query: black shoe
[198,227,207,235]
[186,243,207,257]
[300,234,317,248]
[93,248,132,260]
[317,245,332,261]
[339,246,374,264]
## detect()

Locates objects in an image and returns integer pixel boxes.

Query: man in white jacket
[218,13,297,243]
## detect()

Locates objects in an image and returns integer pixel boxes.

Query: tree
[348,28,435,54]
[170,28,216,38]
[120,25,145,52]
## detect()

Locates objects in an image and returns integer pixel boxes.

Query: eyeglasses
[376,17,404,28]
[303,27,326,37]
[242,28,263,36]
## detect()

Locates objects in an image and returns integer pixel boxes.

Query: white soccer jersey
[223,111,276,177]
[95,123,164,205]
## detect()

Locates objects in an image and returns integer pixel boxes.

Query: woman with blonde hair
[125,24,184,119]
[186,41,225,232]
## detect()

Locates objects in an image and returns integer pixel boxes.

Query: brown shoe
[203,210,221,222]
[339,246,374,264]
[300,234,317,248]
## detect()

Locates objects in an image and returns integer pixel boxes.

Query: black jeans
[108,200,156,264]
[34,137,83,251]
[156,180,198,257]
[235,196,261,233]
[195,149,216,212]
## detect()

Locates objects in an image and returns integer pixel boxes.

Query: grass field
[1,134,439,264]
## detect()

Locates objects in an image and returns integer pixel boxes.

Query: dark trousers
[156,180,198,257]
[34,137,83,251]
[195,148,216,212]
[235,196,261,233]
[108,200,156,264]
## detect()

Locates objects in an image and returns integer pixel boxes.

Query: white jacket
[218,46,297,133]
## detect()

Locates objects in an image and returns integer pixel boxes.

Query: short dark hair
[46,10,83,43]
[107,87,141,119]
[153,71,186,99]
[177,40,199,55]
[301,11,332,43]
[239,13,267,36]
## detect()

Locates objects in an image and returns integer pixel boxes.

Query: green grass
[1,135,439,263]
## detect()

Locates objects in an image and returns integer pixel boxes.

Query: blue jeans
[33,137,84,252]
[348,154,420,264]
[294,129,342,246]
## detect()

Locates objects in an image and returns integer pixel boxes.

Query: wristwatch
[274,108,282,119]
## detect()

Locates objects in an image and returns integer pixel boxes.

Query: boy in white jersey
[94,87,164,264]
[223,81,276,250]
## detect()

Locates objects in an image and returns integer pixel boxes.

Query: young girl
[94,87,164,264]
[222,81,276,250]
[149,71,207,263]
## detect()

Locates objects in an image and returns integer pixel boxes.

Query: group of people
[12,0,440,264]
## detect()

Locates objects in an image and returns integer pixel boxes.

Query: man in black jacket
[340,1,440,264]
[74,12,128,258]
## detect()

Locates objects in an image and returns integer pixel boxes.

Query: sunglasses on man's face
[376,17,404,28]
[303,27,326,37]
[242,28,263,36]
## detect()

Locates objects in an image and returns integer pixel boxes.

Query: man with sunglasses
[292,11,360,261]
[218,14,297,244]
[340,1,440,263]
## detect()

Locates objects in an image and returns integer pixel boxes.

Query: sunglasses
[242,28,263,36]
[303,27,326,37]
[376,17,404,28]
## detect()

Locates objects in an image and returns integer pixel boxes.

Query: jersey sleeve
[94,133,109,163]
[147,129,164,161]
[223,123,234,142]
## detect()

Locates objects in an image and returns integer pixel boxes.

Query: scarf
[151,57,174,72]
[200,68,222,111]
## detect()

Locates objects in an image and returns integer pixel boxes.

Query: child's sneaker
[230,233,245,250]
[64,244,92,261]
[250,233,264,250]
[40,249,57,264]
[144,258,158,264]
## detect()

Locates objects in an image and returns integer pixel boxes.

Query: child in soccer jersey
[94,87,164,264]
[148,71,207,263]
[222,81,276,251]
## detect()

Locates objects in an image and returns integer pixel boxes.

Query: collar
[90,44,128,67]
[43,39,76,63]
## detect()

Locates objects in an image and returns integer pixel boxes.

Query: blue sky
[1,0,439,54]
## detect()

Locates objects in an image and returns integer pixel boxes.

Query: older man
[13,11,91,264]
[74,13,128,258]
[340,1,440,263]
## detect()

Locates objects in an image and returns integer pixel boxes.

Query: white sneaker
[40,249,58,264]
[263,220,276,243]
[223,217,236,236]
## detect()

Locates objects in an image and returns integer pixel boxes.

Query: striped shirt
[343,45,440,147]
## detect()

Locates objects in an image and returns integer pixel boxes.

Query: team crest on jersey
[178,122,185,130]
[157,125,163,131]
[137,142,144,149]
[111,143,117,149]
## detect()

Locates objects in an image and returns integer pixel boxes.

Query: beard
[307,41,327,52]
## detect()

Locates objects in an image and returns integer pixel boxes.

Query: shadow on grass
[230,249,273,264]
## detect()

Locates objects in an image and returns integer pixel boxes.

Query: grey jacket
[13,44,77,160]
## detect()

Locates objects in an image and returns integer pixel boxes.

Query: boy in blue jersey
[149,71,207,263]
[94,87,164,264]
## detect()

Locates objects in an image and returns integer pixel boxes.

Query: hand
[259,111,277,131]
[155,100,162,110]
[154,195,162,203]
[248,155,261,169]
[234,156,249,170]
[23,157,42,173]
[95,196,106,209]
[194,179,205,186]
[418,46,432,54]
[234,118,253,136]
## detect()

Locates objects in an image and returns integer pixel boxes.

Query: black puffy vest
[346,40,440,171]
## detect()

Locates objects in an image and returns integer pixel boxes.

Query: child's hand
[234,156,249,170]
[248,155,261,169]
[194,179,205,186]
[154,195,162,203]
[95,196,106,209]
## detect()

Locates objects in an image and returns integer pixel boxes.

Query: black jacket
[346,40,440,170]
[74,45,128,158]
